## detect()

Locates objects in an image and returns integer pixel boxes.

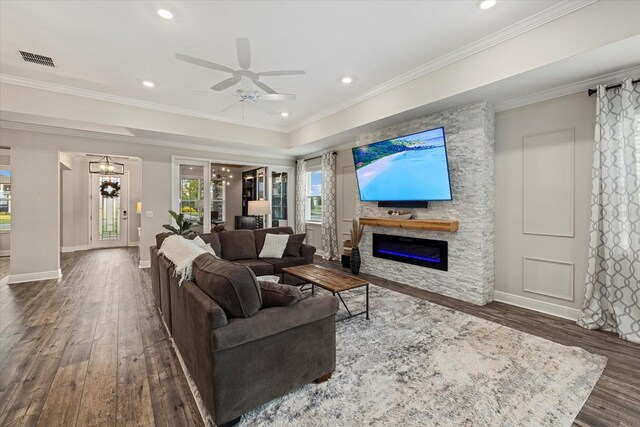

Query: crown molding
[0,74,288,133]
[494,65,640,112]
[286,0,599,132]
[0,120,295,161]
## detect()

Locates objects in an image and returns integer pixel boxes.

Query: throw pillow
[258,233,289,259]
[192,254,262,318]
[203,244,219,258]
[259,281,304,308]
[199,233,222,257]
[283,233,306,257]
[193,235,206,248]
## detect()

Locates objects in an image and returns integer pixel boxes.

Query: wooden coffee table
[282,264,370,320]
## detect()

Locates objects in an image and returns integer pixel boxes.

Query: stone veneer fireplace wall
[356,102,495,305]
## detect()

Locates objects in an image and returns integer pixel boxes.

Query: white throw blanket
[159,235,206,285]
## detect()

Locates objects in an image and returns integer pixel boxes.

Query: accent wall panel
[523,257,574,301]
[523,128,575,237]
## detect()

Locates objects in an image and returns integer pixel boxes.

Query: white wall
[3,128,293,281]
[494,92,596,320]
[60,167,74,249]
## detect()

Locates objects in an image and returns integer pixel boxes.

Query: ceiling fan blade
[236,38,251,70]
[175,53,234,73]
[211,76,242,91]
[255,102,277,115]
[261,93,296,101]
[258,70,306,77]
[252,79,277,94]
[221,101,240,113]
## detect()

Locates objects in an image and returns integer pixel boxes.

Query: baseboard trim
[493,290,581,321]
[139,260,151,269]
[0,249,10,257]
[128,241,139,247]
[8,269,62,284]
[61,245,90,253]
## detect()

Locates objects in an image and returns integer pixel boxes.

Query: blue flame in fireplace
[377,249,441,264]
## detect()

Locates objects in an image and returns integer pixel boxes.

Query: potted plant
[350,218,364,275]
[162,210,197,235]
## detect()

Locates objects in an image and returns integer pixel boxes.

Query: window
[306,169,322,222]
[0,167,10,232]
[180,177,204,221]
[211,180,225,222]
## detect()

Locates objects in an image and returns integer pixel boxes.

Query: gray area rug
[238,286,606,427]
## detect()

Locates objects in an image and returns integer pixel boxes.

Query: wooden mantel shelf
[359,217,459,232]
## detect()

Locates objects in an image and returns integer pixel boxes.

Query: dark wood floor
[0,249,202,427]
[0,257,9,280]
[1,249,638,427]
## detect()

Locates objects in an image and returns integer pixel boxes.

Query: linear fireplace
[372,233,448,271]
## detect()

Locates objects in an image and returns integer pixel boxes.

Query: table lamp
[248,200,270,229]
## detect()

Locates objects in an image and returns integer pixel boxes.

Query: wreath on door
[99,180,121,198]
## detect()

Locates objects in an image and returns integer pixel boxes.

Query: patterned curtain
[294,159,306,234]
[321,152,339,260]
[578,78,640,344]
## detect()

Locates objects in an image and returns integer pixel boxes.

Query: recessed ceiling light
[341,76,353,84]
[142,80,155,88]
[281,112,289,118]
[157,9,174,19]
[477,0,496,10]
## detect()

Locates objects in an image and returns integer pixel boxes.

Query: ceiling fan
[176,38,305,95]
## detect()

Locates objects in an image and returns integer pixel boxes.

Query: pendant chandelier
[89,156,124,175]
[212,167,233,186]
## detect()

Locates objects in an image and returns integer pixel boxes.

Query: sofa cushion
[219,230,257,261]
[258,234,289,259]
[192,254,262,318]
[254,226,294,254]
[283,233,306,257]
[234,259,275,276]
[259,281,304,308]
[198,232,222,257]
[262,256,306,273]
[212,294,338,351]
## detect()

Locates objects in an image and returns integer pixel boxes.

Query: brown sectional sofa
[149,227,337,426]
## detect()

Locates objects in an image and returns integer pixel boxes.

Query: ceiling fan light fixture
[142,80,155,88]
[280,112,289,118]
[341,76,353,84]
[157,9,174,20]
[477,0,496,10]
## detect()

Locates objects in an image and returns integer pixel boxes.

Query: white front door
[90,172,129,248]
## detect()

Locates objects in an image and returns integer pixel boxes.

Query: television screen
[352,127,452,202]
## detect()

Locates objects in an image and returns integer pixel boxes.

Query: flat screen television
[351,126,452,202]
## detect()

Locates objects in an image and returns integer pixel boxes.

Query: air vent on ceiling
[19,51,55,67]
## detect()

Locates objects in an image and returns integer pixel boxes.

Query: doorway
[90,172,130,248]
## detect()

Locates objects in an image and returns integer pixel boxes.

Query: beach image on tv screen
[352,127,452,201]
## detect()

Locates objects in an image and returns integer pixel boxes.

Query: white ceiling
[1,0,569,131]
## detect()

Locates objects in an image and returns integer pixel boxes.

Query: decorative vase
[350,247,361,275]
